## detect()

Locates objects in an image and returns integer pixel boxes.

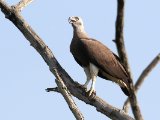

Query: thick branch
[123,53,160,112]
[54,69,84,120]
[115,0,143,120]
[0,1,134,120]
[115,0,131,76]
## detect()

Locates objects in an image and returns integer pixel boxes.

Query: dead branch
[115,0,132,76]
[54,69,84,120]
[115,0,143,120]
[0,1,134,120]
[46,87,59,93]
[134,53,160,93]
[13,0,33,11]
[123,53,160,112]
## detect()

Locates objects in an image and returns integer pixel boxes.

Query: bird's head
[68,16,84,30]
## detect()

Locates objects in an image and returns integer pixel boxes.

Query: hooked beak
[68,17,78,24]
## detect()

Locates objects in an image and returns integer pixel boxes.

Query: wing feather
[80,38,129,84]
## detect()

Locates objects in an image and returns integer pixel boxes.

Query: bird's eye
[75,17,79,21]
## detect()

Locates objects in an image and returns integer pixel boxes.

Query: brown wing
[80,38,129,84]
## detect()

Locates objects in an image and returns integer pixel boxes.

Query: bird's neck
[73,26,89,39]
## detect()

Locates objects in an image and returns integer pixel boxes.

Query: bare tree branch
[134,53,160,93]
[2,0,84,119]
[115,0,132,76]
[0,1,134,120]
[46,87,59,93]
[115,0,143,120]
[123,53,160,112]
[13,0,33,11]
[54,69,84,120]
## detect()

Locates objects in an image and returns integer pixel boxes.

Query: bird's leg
[88,76,96,96]
[83,67,91,90]
[88,63,99,96]
[83,78,90,89]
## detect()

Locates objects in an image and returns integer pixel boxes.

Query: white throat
[73,25,88,38]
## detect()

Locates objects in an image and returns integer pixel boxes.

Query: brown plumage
[69,16,130,96]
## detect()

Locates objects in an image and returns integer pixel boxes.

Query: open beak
[68,17,77,24]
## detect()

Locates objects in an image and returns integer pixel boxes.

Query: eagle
[69,16,131,96]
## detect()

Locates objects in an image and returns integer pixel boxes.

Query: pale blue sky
[0,0,159,120]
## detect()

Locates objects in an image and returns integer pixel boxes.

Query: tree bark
[123,53,160,112]
[0,1,134,120]
[115,0,143,120]
[54,69,84,120]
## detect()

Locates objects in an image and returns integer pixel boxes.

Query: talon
[86,89,96,97]
[89,89,93,96]
[82,85,87,91]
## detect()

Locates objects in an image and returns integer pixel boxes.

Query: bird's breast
[70,39,89,67]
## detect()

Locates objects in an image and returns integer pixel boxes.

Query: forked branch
[123,53,160,112]
[54,69,84,120]
[13,0,33,11]
[115,0,143,120]
[0,0,134,120]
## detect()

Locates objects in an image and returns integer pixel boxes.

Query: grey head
[68,16,85,31]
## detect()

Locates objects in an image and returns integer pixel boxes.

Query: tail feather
[120,86,130,96]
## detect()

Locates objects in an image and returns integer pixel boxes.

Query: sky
[0,0,159,120]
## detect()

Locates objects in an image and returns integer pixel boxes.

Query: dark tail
[120,86,130,96]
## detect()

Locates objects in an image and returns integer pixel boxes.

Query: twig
[115,0,143,120]
[123,53,160,112]
[54,69,84,120]
[46,87,59,93]
[12,0,33,11]
[0,1,134,119]
[46,81,84,120]
[134,53,160,93]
